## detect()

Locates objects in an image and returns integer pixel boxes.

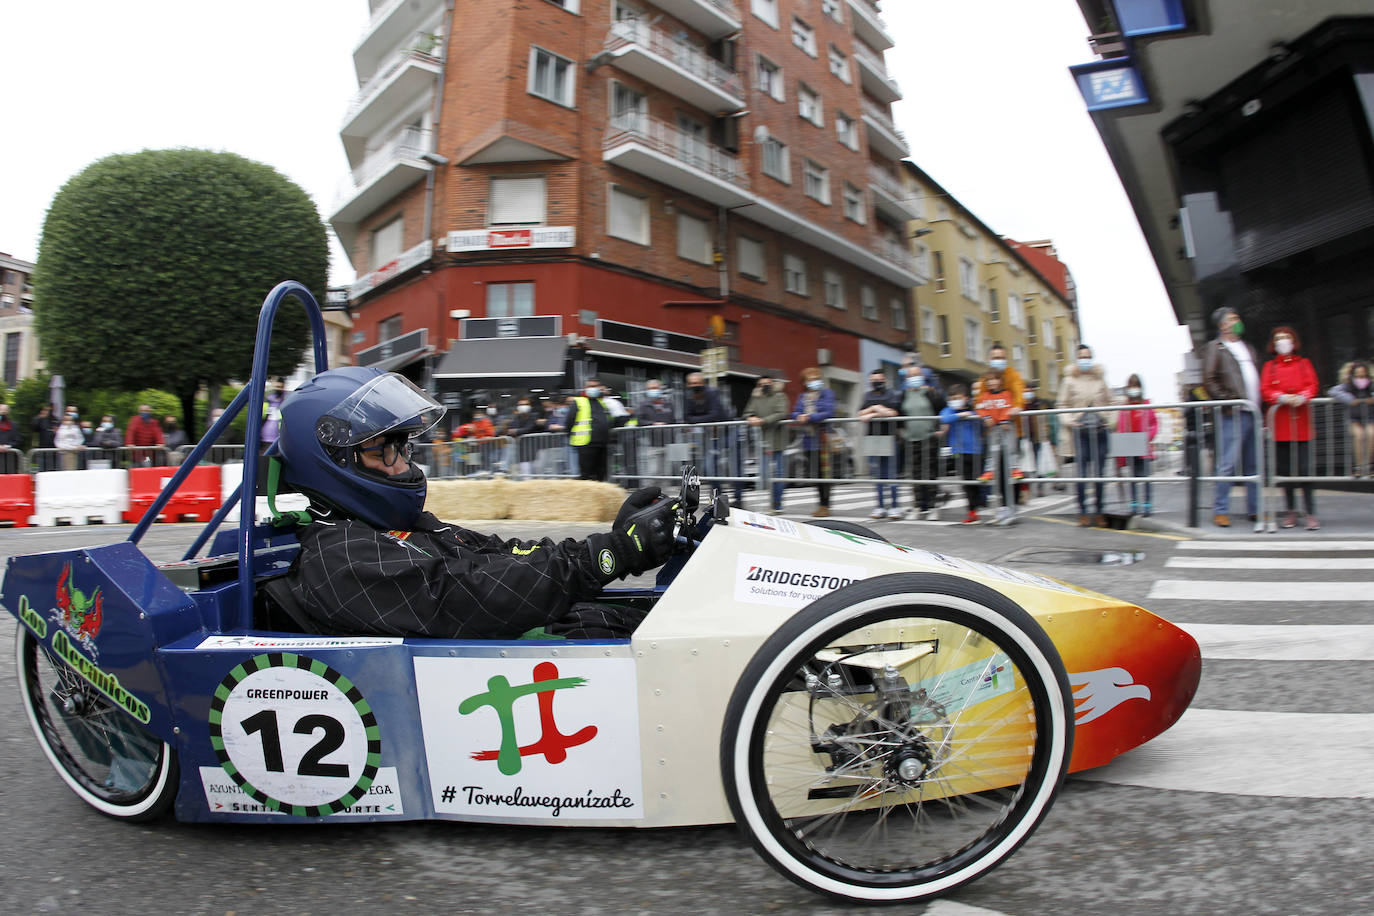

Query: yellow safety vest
[570,397,636,446]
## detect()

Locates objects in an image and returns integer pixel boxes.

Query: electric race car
[3,283,1200,905]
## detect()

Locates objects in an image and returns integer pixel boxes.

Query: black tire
[16,628,178,821]
[803,519,889,543]
[721,573,1073,904]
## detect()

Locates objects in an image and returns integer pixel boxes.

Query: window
[988,287,1000,322]
[545,0,579,10]
[2,332,18,388]
[1032,359,1041,387]
[842,182,865,223]
[804,159,830,204]
[783,253,808,295]
[379,314,403,341]
[835,111,857,150]
[611,82,646,130]
[890,297,907,330]
[756,55,784,101]
[938,315,951,357]
[369,217,403,270]
[1008,293,1023,328]
[1013,344,1027,375]
[751,0,779,28]
[823,269,845,309]
[860,285,877,320]
[958,256,977,300]
[677,212,713,264]
[933,251,946,291]
[613,1,641,21]
[737,236,764,280]
[486,282,535,318]
[798,84,822,126]
[964,317,983,361]
[762,137,790,183]
[676,113,709,168]
[920,307,936,344]
[608,185,649,245]
[827,45,850,83]
[792,17,817,56]
[1046,361,1059,394]
[822,0,843,23]
[529,47,575,107]
[914,243,931,279]
[489,177,546,226]
[1042,319,1055,349]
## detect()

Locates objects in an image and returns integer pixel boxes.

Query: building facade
[332,0,924,419]
[0,253,42,388]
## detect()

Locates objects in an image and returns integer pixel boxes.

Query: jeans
[1073,425,1109,515]
[764,450,786,509]
[1126,457,1152,506]
[1214,408,1258,516]
[869,454,898,509]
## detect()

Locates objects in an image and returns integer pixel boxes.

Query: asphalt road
[1,511,1371,916]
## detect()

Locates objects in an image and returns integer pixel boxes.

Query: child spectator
[975,370,1020,525]
[940,384,985,524]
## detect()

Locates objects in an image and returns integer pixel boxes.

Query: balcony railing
[874,235,919,276]
[334,126,433,208]
[604,113,748,189]
[867,163,906,202]
[853,40,901,100]
[606,19,743,100]
[861,97,907,144]
[846,0,895,51]
[650,0,742,38]
[344,47,441,123]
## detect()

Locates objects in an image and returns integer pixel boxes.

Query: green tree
[32,149,328,440]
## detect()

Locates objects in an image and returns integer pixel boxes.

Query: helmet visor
[315,373,444,447]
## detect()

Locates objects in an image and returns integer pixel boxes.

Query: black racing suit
[283,511,632,639]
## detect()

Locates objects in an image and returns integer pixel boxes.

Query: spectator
[1329,361,1374,478]
[900,364,944,520]
[163,415,188,452]
[791,367,836,517]
[79,419,94,445]
[261,378,286,454]
[1115,375,1159,516]
[743,373,790,514]
[427,430,452,480]
[91,414,123,455]
[940,384,985,524]
[684,371,732,485]
[975,369,1020,525]
[1058,344,1115,527]
[1261,326,1319,530]
[636,380,678,486]
[1019,384,1055,500]
[0,404,22,474]
[858,368,903,519]
[31,405,56,449]
[568,378,629,482]
[1202,307,1261,527]
[125,403,166,466]
[509,396,542,478]
[54,413,85,470]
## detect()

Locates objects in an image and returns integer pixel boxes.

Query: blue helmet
[277,367,444,530]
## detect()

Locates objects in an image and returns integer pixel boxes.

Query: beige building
[901,163,1079,401]
[0,253,43,388]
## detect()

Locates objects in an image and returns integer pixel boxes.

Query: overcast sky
[0,1,1189,398]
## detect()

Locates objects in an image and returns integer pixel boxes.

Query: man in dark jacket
[858,369,904,518]
[1201,307,1261,527]
[743,374,790,513]
[684,371,733,488]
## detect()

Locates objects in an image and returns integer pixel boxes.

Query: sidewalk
[1123,475,1373,539]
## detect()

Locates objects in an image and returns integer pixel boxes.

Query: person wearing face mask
[1202,307,1261,527]
[683,371,733,489]
[1018,385,1055,500]
[791,367,836,516]
[570,377,630,482]
[124,402,166,467]
[744,373,790,513]
[1329,361,1374,478]
[858,369,904,519]
[632,382,677,486]
[0,403,21,475]
[506,397,544,479]
[1261,327,1319,530]
[1115,375,1159,516]
[900,365,945,519]
[1056,345,1116,527]
[939,384,985,524]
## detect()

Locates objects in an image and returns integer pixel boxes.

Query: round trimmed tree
[33,149,328,440]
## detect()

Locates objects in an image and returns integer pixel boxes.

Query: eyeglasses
[357,434,413,467]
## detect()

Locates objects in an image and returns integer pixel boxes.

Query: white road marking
[1177,540,1374,551]
[1167,556,1374,569]
[924,902,1015,916]
[1074,707,1374,798]
[1146,580,1362,601]
[1181,623,1374,660]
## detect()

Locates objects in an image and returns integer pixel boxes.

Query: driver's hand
[615,486,663,528]
[609,496,680,576]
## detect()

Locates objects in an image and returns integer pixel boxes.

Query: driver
[274,367,678,639]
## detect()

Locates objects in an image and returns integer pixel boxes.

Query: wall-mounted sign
[356,328,428,368]
[1070,59,1149,112]
[461,316,562,339]
[447,226,576,253]
[596,319,708,355]
[1113,0,1188,38]
[350,240,433,299]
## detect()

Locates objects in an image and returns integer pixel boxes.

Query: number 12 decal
[239,710,349,777]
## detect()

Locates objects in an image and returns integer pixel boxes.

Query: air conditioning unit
[817,347,832,366]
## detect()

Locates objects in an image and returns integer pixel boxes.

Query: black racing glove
[614,486,663,528]
[588,495,679,580]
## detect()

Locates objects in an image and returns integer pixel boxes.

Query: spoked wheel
[16,629,178,820]
[721,573,1073,904]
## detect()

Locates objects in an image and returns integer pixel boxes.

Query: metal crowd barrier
[24,445,177,473]
[610,421,757,489]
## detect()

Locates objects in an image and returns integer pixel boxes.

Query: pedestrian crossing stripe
[1147,580,1362,601]
[1180,623,1374,661]
[1177,540,1374,551]
[1167,557,1374,570]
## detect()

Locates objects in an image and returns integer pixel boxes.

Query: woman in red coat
[1261,326,1319,529]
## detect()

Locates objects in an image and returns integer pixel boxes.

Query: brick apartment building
[331,0,924,420]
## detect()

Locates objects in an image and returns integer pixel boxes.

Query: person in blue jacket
[791,367,836,517]
[939,383,985,524]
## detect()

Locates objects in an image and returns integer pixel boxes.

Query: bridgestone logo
[745,567,857,590]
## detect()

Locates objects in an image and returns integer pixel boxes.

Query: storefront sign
[349,240,433,299]
[1113,0,1188,37]
[447,226,576,253]
[1070,59,1150,112]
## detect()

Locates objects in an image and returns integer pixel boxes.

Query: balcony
[603,20,745,114]
[853,41,902,103]
[648,0,741,40]
[846,0,894,51]
[861,97,908,160]
[603,114,751,208]
[340,47,441,159]
[353,0,444,83]
[331,128,434,242]
[868,164,920,223]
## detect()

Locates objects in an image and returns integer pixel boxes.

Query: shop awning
[433,337,569,391]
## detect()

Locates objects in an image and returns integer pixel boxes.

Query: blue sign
[1112,0,1187,38]
[1070,59,1150,112]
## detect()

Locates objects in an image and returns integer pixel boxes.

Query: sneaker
[812,506,830,518]
[870,509,885,519]
[887,507,903,519]
[1280,511,1298,529]
[995,507,1015,526]
[901,507,916,520]
[1011,468,1025,480]
[978,471,994,482]
[1214,514,1230,528]
[1142,502,1153,517]
[962,510,979,524]
[1306,515,1321,531]
[924,508,939,521]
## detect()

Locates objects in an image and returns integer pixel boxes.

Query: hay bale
[426,478,624,523]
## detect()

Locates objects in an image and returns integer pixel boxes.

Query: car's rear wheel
[721,573,1073,904]
[16,628,177,820]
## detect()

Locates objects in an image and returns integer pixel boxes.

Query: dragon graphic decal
[55,562,103,653]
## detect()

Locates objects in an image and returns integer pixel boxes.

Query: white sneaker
[901,507,916,520]
[887,507,903,519]
[995,507,1015,526]
[924,508,939,521]
[870,509,885,519]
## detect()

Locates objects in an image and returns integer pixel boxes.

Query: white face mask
[1275,338,1294,355]
[647,388,662,398]
[948,398,967,410]
[585,387,601,398]
[1126,387,1142,399]
[806,380,823,391]
[517,404,530,413]
[486,407,497,416]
